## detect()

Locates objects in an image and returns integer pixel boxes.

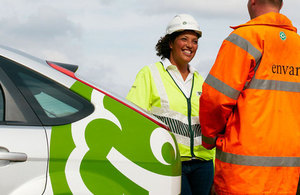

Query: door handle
[0,152,27,162]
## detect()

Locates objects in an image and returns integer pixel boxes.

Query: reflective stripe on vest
[148,63,202,148]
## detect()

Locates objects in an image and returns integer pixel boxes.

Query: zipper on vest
[166,67,196,158]
[187,97,195,157]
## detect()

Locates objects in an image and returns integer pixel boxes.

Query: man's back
[200,12,300,194]
[227,12,300,157]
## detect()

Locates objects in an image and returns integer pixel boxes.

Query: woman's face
[169,31,199,67]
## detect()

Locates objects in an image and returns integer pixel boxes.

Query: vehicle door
[0,57,48,195]
[0,55,95,195]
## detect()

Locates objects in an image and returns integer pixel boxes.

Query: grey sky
[0,0,299,97]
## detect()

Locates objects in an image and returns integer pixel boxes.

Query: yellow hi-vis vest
[127,62,214,161]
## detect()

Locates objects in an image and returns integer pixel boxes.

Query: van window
[0,57,94,126]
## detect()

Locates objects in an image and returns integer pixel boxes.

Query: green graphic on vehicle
[49,81,181,194]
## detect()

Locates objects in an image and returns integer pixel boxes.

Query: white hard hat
[166,14,202,37]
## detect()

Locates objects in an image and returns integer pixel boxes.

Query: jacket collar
[161,59,198,74]
[231,12,297,32]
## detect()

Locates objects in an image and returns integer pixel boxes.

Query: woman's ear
[169,41,173,49]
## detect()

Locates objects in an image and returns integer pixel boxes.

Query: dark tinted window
[0,57,94,126]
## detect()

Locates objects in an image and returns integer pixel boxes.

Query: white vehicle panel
[0,126,48,194]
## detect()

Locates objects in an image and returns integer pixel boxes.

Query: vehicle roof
[0,45,169,129]
[0,44,75,88]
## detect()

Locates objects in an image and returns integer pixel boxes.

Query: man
[200,0,300,194]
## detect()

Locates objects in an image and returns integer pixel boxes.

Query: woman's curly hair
[155,31,181,60]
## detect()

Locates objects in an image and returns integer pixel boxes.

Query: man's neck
[251,7,280,19]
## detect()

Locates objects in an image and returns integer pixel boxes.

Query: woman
[126,14,214,195]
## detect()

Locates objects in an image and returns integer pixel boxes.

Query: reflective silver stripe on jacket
[226,33,262,68]
[227,33,262,90]
[216,149,300,167]
[205,74,240,100]
[247,78,300,92]
[205,33,263,99]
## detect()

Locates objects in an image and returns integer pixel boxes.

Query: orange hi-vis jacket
[200,12,300,194]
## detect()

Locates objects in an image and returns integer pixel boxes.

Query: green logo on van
[49,81,181,194]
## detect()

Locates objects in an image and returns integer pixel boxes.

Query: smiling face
[169,30,199,67]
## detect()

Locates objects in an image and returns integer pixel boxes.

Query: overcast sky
[0,0,299,97]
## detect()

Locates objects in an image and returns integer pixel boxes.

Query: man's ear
[250,0,256,6]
